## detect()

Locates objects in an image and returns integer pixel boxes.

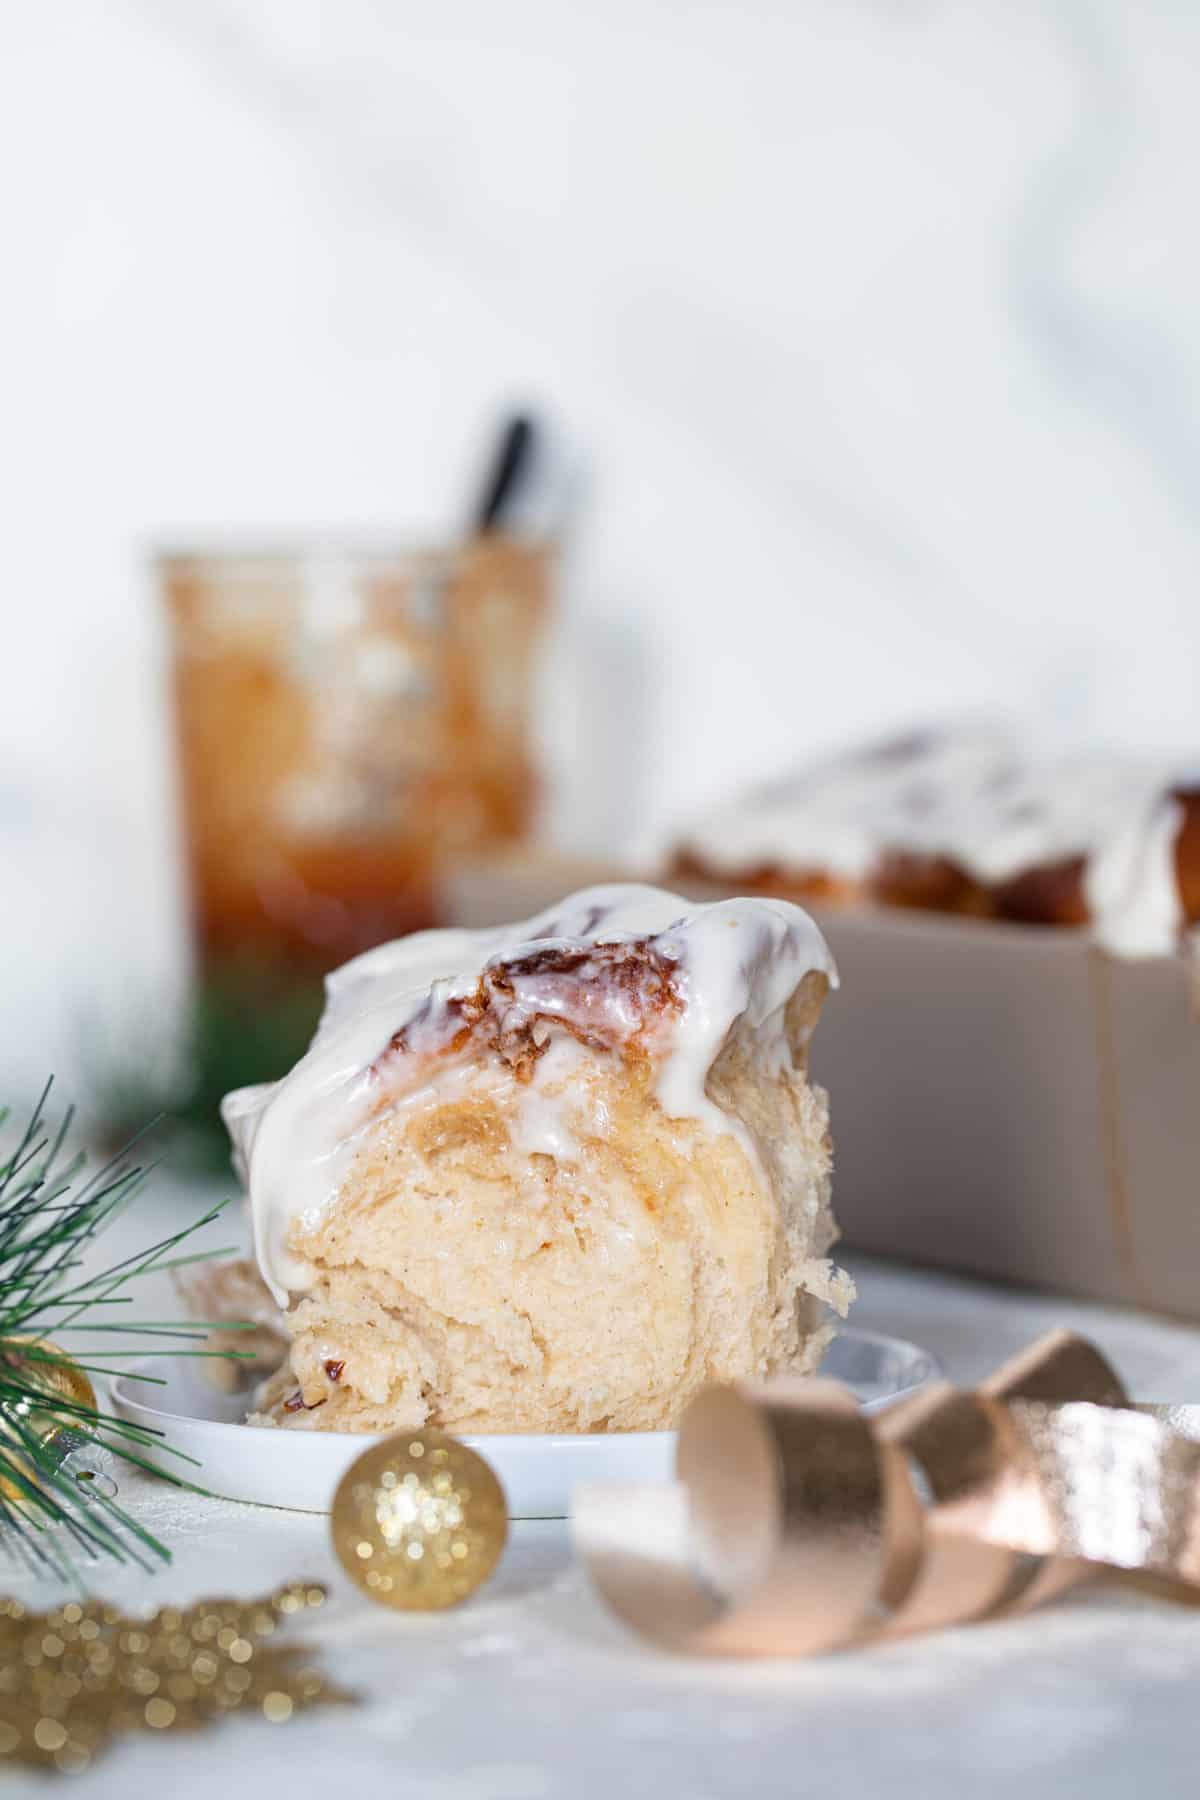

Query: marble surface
[5,4,1200,1092]
[7,1172,1200,1798]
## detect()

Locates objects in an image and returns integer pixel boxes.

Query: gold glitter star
[0,1582,352,1772]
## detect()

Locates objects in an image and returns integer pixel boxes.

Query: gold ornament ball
[4,1338,97,1417]
[330,1430,507,1610]
[0,1337,98,1501]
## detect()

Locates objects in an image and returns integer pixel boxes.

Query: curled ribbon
[574,1330,1200,1656]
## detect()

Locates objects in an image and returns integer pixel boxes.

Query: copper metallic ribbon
[574,1331,1200,1656]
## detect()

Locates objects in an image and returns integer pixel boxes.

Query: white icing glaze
[680,728,1194,959]
[223,884,836,1304]
[1084,790,1184,960]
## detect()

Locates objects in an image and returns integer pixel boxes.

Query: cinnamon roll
[223,885,849,1433]
[674,728,1200,959]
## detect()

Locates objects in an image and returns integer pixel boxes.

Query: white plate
[109,1327,939,1519]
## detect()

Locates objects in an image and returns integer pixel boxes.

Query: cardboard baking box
[444,855,1200,1319]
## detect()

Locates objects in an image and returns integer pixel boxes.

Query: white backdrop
[3,1,1200,1088]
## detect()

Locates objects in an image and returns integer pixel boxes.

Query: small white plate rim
[108,1326,940,1520]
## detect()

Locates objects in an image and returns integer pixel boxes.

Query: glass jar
[162,535,551,976]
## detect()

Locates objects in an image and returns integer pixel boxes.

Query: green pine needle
[0,1080,245,1584]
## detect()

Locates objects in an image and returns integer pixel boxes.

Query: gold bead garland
[0,1581,351,1773]
[331,1430,508,1610]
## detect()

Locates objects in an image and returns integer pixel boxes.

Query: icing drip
[223,884,836,1303]
[680,728,1195,959]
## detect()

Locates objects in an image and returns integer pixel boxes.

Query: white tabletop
[8,1183,1200,1800]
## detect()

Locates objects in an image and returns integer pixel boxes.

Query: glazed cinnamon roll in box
[222,885,850,1432]
[667,726,1200,1318]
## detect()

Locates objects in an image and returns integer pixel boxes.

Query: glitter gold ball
[330,1431,507,1610]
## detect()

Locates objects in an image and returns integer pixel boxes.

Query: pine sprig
[0,1081,249,1582]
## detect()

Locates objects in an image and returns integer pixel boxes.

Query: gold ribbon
[574,1330,1200,1656]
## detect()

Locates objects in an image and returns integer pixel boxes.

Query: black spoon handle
[474,414,536,534]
